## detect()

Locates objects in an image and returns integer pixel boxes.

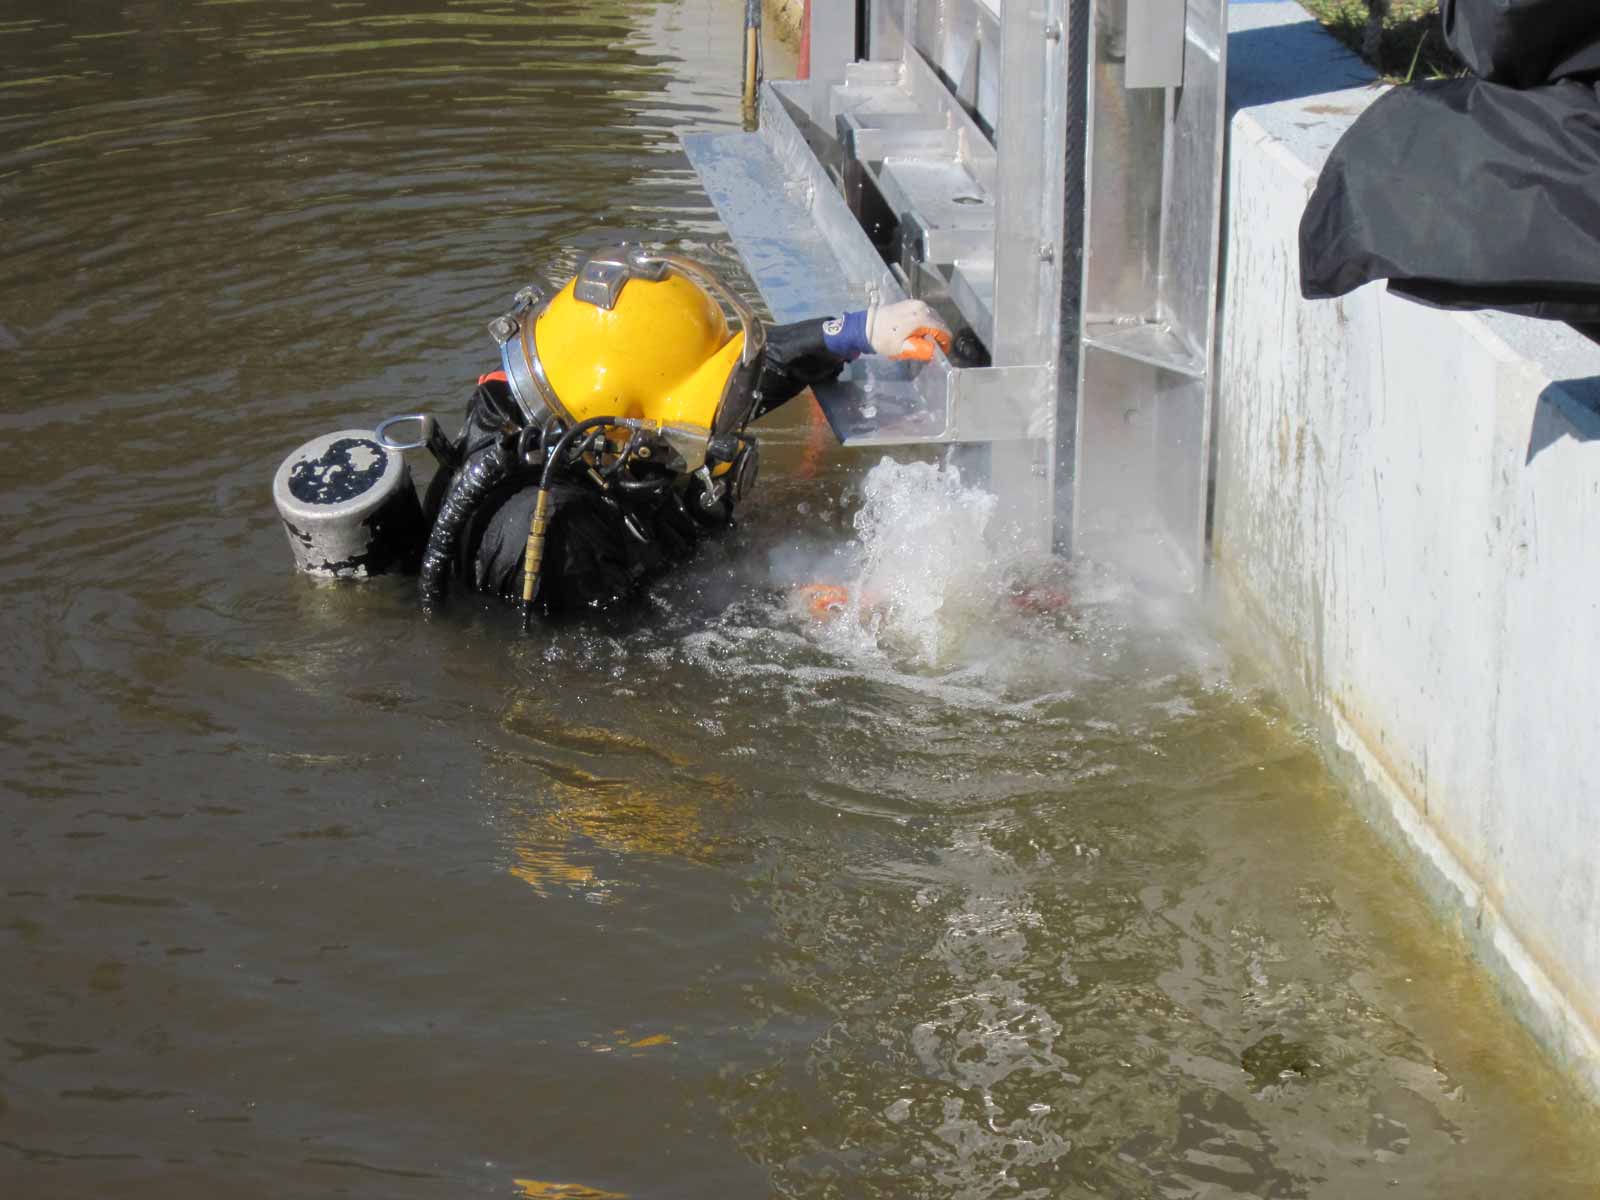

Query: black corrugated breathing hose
[418,435,514,615]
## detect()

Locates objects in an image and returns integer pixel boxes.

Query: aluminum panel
[887,51,998,191]
[1071,0,1225,587]
[1081,318,1204,376]
[809,0,859,123]
[984,0,1074,551]
[765,83,903,306]
[1124,0,1187,88]
[1081,65,1165,319]
[814,358,1051,444]
[683,83,1048,451]
[841,124,960,161]
[902,0,1003,132]
[950,259,995,347]
[868,0,907,60]
[680,131,857,323]
[874,158,992,235]
[1159,21,1224,363]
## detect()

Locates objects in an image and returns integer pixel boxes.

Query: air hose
[419,434,515,615]
[519,415,668,630]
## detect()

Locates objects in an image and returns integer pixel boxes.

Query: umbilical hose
[519,416,659,630]
[418,436,514,614]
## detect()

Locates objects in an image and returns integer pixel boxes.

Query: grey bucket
[272,429,425,579]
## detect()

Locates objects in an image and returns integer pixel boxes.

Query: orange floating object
[798,583,852,619]
[1008,582,1072,615]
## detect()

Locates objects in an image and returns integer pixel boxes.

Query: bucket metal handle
[375,413,460,470]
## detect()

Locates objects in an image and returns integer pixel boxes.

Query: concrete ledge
[1214,1,1600,1103]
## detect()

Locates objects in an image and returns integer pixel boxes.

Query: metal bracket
[681,0,1226,578]
[573,244,666,309]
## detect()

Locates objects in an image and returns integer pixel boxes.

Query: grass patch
[1298,0,1464,81]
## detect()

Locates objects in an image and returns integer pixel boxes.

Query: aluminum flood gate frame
[682,0,1226,586]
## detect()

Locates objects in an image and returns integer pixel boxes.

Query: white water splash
[822,457,1003,666]
[764,455,1228,699]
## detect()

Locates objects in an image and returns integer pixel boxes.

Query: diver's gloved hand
[822,300,954,362]
[868,299,953,361]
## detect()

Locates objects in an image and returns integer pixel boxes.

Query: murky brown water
[3,2,1598,1197]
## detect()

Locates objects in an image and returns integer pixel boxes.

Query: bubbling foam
[828,457,1001,666]
[773,453,1227,704]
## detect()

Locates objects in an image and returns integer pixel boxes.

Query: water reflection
[494,698,740,897]
[2,0,1598,1195]
[633,532,1590,1196]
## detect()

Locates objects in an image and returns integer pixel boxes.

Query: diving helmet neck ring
[489,283,565,428]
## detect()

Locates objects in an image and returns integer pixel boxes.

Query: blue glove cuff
[821,309,872,360]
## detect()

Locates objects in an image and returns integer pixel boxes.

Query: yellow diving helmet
[489,245,767,446]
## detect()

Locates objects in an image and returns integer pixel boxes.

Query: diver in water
[408,245,952,621]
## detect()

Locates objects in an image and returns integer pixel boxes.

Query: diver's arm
[752,300,953,420]
[751,318,845,420]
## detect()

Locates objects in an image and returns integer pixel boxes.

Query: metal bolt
[1044,20,1062,42]
[1039,243,1056,264]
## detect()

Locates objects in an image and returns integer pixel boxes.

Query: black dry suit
[415,317,849,617]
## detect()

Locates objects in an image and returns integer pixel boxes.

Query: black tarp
[1299,0,1600,323]
[1441,0,1600,87]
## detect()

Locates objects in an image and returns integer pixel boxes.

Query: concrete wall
[1214,2,1600,1100]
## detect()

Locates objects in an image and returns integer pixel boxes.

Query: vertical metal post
[1071,0,1227,588]
[808,0,858,125]
[864,0,908,62]
[1125,0,1187,88]
[985,0,1073,555]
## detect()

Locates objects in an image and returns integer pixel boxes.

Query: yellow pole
[741,0,760,130]
[744,27,759,100]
